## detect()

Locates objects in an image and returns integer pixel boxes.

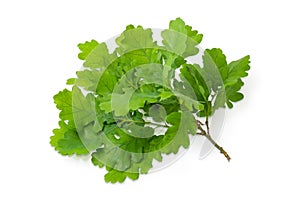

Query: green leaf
[149,104,167,122]
[225,55,251,86]
[96,68,119,95]
[83,42,117,69]
[201,48,250,109]
[104,167,139,183]
[162,18,203,57]
[129,85,161,110]
[66,78,75,85]
[72,86,98,129]
[159,111,197,154]
[53,89,73,121]
[225,79,245,108]
[99,84,160,116]
[51,120,89,155]
[78,40,99,60]
[116,25,157,54]
[93,124,143,163]
[119,48,163,68]
[162,19,187,56]
[91,124,161,176]
[57,129,89,155]
[75,69,102,92]
[172,79,204,111]
[201,48,227,91]
[71,86,114,152]
[158,96,181,114]
[180,64,210,102]
[158,89,173,100]
[135,64,173,86]
[109,89,134,116]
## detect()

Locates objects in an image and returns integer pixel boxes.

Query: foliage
[51,18,250,183]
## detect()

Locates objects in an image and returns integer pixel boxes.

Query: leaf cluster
[51,18,250,183]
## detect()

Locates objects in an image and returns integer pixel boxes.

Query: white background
[1,0,299,199]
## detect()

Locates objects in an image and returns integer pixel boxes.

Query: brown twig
[196,119,231,162]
